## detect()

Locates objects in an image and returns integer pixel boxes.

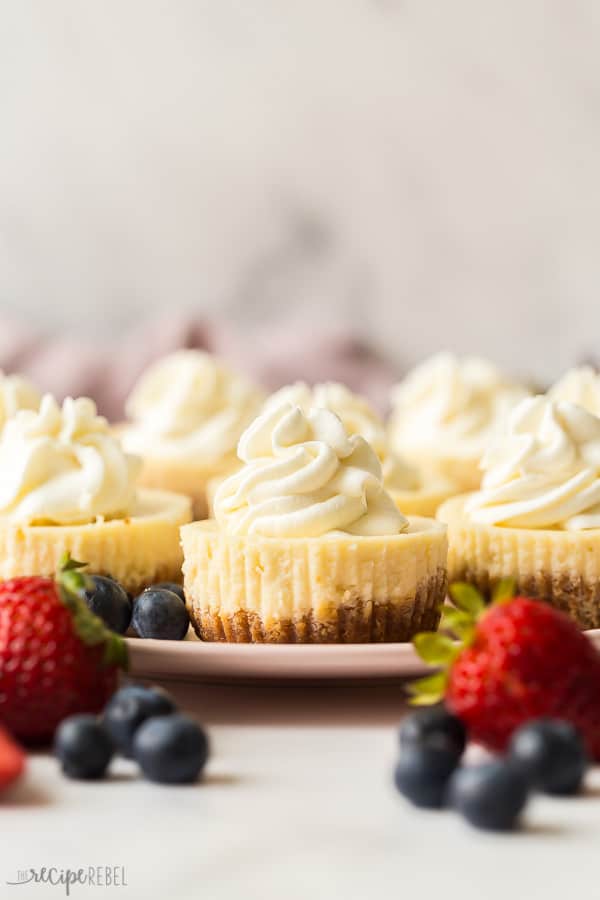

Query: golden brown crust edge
[188,569,447,644]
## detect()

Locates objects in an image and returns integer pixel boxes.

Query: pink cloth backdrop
[0,315,400,421]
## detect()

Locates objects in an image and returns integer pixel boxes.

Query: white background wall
[1,1,599,380]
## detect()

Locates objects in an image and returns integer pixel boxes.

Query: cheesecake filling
[123,350,264,463]
[466,396,600,530]
[0,395,141,525]
[389,352,528,458]
[214,402,408,538]
[182,517,448,640]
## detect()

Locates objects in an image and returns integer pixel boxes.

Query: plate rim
[126,628,600,681]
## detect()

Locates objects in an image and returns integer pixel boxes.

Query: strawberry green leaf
[58,553,88,573]
[449,582,485,617]
[439,607,476,643]
[413,632,457,665]
[492,578,516,604]
[103,633,129,670]
[59,567,94,598]
[56,558,128,671]
[406,671,447,706]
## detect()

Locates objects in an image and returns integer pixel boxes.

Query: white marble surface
[2,2,600,379]
[3,680,600,900]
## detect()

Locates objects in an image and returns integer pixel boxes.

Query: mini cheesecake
[182,517,447,643]
[438,494,600,630]
[388,353,529,492]
[0,488,191,594]
[437,396,600,631]
[183,400,448,644]
[0,394,192,592]
[120,350,264,520]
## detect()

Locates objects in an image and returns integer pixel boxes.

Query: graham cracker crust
[188,569,446,644]
[451,567,600,630]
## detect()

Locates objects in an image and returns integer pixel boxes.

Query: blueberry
[84,575,132,634]
[448,762,529,831]
[394,742,459,809]
[151,582,185,603]
[133,714,209,784]
[103,685,176,757]
[131,589,189,640]
[509,719,588,796]
[54,715,114,780]
[399,706,467,758]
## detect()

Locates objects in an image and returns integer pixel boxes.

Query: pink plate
[127,628,600,682]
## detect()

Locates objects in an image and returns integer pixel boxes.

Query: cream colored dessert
[0,394,191,592]
[438,395,600,628]
[182,402,447,643]
[549,365,600,416]
[388,353,529,491]
[120,350,264,519]
[0,370,41,428]
[254,381,454,517]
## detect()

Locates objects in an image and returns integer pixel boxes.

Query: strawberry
[0,726,26,789]
[0,557,127,744]
[409,582,600,759]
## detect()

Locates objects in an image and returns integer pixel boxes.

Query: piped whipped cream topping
[549,366,600,418]
[389,353,528,457]
[124,351,264,462]
[466,396,600,530]
[264,382,420,491]
[214,403,408,538]
[0,395,141,525]
[0,371,40,429]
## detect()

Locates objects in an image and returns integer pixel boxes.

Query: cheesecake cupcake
[388,353,529,491]
[120,350,264,519]
[438,395,600,629]
[0,394,191,592]
[549,365,600,416]
[252,381,454,517]
[182,402,448,643]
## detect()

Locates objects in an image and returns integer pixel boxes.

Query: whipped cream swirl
[214,403,408,537]
[389,353,528,456]
[265,382,420,491]
[549,366,600,418]
[0,395,141,525]
[0,371,40,429]
[466,396,600,530]
[124,350,264,461]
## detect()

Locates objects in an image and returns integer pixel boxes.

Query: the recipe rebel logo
[6,867,128,895]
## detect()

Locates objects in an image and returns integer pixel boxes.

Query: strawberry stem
[55,555,128,671]
[408,579,518,705]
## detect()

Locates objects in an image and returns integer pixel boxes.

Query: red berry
[446,597,600,758]
[0,573,125,744]
[0,725,26,789]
